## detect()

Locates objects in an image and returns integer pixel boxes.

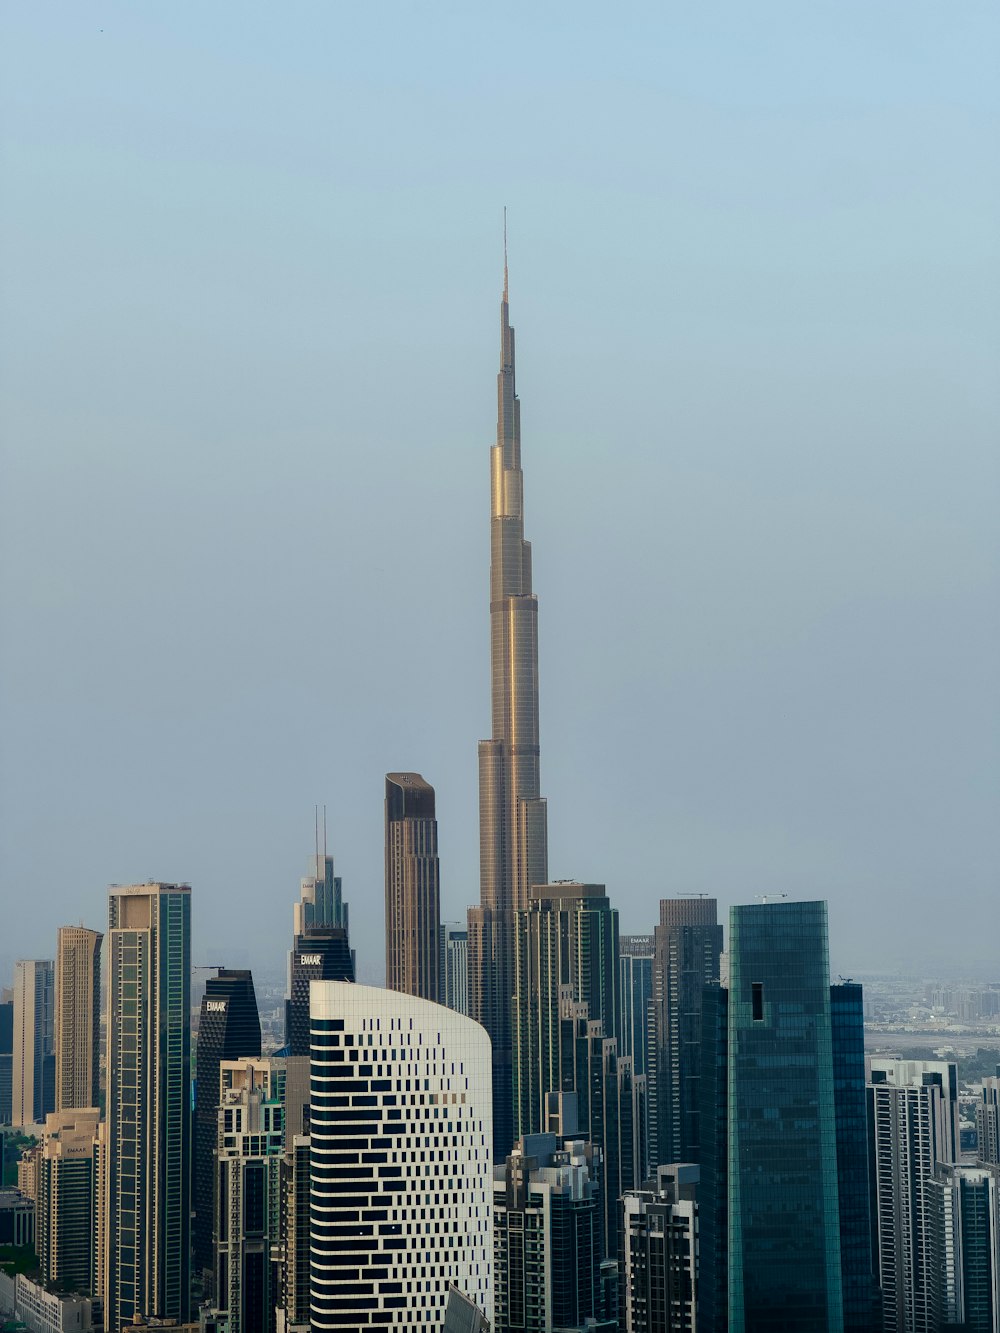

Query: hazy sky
[2,3,998,986]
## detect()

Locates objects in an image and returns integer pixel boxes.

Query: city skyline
[1,4,998,986]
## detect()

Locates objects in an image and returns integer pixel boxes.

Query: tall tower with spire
[469,225,549,1160]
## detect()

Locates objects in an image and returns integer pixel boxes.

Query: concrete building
[193,970,262,1287]
[11,960,55,1128]
[36,1108,101,1296]
[0,1188,35,1246]
[385,773,441,1003]
[309,982,493,1330]
[17,1143,40,1199]
[620,1165,699,1333]
[469,255,549,1163]
[440,923,469,1017]
[105,882,192,1333]
[493,1134,616,1333]
[0,1272,92,1333]
[54,928,102,1113]
[869,1057,961,1333]
[928,1163,1000,1331]
[977,1073,1000,1167]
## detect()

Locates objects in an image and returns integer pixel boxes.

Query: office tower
[214,1059,285,1333]
[0,998,12,1124]
[619,935,654,1078]
[309,981,493,1329]
[830,984,880,1332]
[440,923,470,1016]
[277,1130,311,1333]
[470,250,549,1163]
[493,1133,616,1333]
[977,1073,1000,1165]
[692,983,728,1333]
[36,1108,101,1295]
[620,1164,699,1333]
[284,929,353,1056]
[105,882,192,1333]
[648,899,721,1170]
[927,1163,1000,1331]
[442,1287,491,1333]
[293,820,349,937]
[385,772,441,1002]
[55,927,103,1112]
[726,900,844,1331]
[193,970,262,1286]
[512,883,619,1142]
[12,959,55,1128]
[868,1057,960,1333]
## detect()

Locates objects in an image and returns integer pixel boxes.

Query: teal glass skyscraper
[727,900,844,1333]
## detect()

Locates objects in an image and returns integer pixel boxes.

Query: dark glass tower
[284,928,354,1056]
[193,969,262,1286]
[0,1000,12,1125]
[830,983,880,1332]
[469,242,549,1162]
[727,900,843,1332]
[384,772,441,1002]
[649,898,722,1169]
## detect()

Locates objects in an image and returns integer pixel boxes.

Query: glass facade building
[727,900,844,1332]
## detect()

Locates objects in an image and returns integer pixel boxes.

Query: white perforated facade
[309,982,493,1330]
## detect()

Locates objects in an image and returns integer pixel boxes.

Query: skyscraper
[105,882,192,1333]
[619,935,654,1079]
[927,1163,1000,1331]
[648,898,721,1170]
[977,1071,1000,1166]
[11,959,55,1128]
[512,882,620,1142]
[0,998,13,1125]
[868,1057,960,1333]
[620,1164,699,1333]
[36,1107,102,1296]
[493,1134,616,1333]
[440,922,470,1016]
[726,900,844,1332]
[54,926,102,1113]
[285,840,354,1055]
[309,982,493,1329]
[193,969,262,1287]
[385,772,441,1002]
[469,245,548,1161]
[293,822,349,937]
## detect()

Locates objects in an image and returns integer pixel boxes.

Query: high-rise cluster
[2,254,993,1333]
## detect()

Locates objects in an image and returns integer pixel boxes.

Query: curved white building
[309,982,493,1330]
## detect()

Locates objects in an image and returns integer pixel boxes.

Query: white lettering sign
[205,1001,227,1013]
[299,954,321,966]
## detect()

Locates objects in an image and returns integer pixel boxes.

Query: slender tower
[469,224,548,1161]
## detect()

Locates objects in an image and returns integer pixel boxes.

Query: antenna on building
[679,892,710,898]
[314,805,320,866]
[503,206,509,301]
[323,804,328,861]
[754,893,789,904]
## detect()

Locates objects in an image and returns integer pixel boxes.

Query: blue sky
[1,2,998,981]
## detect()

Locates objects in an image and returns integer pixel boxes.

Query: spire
[503,206,509,302]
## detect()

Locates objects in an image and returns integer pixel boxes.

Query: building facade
[12,959,55,1128]
[0,997,13,1124]
[309,982,493,1329]
[620,1164,699,1333]
[440,923,469,1017]
[385,773,441,1003]
[619,936,654,1079]
[284,929,354,1057]
[37,1108,101,1296]
[493,1134,616,1333]
[868,1057,960,1333]
[105,882,192,1333]
[648,899,721,1171]
[194,970,262,1285]
[54,927,103,1113]
[726,900,844,1332]
[977,1073,1000,1167]
[470,255,549,1163]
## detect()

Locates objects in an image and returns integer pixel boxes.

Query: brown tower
[469,235,549,1160]
[385,772,441,1002]
[54,925,102,1111]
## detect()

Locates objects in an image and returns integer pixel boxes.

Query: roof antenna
[503,206,509,301]
[323,804,328,861]
[314,804,320,867]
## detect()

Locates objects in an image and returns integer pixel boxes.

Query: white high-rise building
[309,982,492,1330]
[868,1057,960,1333]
